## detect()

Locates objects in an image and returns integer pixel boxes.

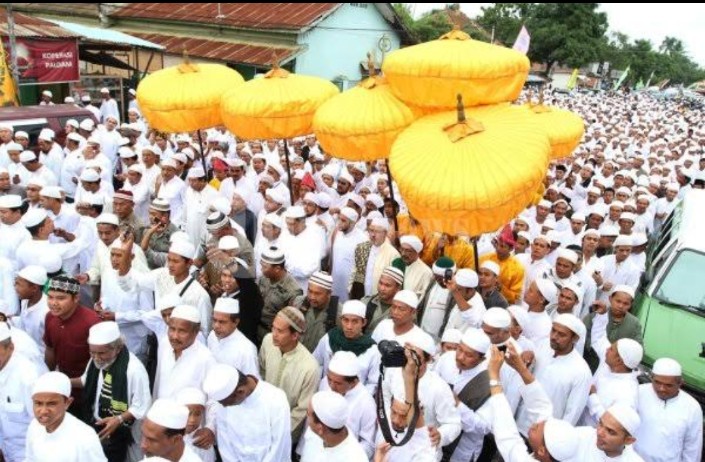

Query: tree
[393,3,452,43]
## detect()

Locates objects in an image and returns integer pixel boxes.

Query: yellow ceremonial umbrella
[312,55,414,162]
[382,28,529,114]
[520,93,585,160]
[389,96,551,238]
[136,54,244,133]
[220,63,339,140]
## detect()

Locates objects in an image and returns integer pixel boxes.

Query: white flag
[512,25,531,54]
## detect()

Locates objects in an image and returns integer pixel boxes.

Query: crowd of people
[0,86,702,462]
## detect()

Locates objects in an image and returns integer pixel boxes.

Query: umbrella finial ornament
[443,93,484,142]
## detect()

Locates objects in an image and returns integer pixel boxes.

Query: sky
[411,3,705,66]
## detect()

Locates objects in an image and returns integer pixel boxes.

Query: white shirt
[573,426,645,462]
[0,220,31,268]
[25,413,107,462]
[213,380,291,462]
[13,296,49,353]
[598,255,640,301]
[330,227,368,303]
[313,333,381,395]
[301,430,368,462]
[157,176,186,225]
[382,426,437,462]
[122,179,150,223]
[420,283,451,342]
[18,164,57,188]
[635,385,703,462]
[0,353,38,462]
[207,329,259,378]
[153,337,216,399]
[443,292,487,334]
[0,256,18,316]
[281,226,324,290]
[372,320,433,347]
[99,98,120,124]
[59,149,85,198]
[79,350,152,421]
[183,185,219,245]
[522,309,553,345]
[516,254,552,298]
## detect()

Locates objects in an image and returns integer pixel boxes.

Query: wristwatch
[489,379,501,387]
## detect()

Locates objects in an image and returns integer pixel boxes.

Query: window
[654,249,705,311]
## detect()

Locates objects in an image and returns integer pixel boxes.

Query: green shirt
[293,295,342,352]
[583,310,643,373]
[361,294,392,334]
[258,274,303,341]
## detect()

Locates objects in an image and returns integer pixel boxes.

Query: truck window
[654,249,705,311]
[13,122,49,149]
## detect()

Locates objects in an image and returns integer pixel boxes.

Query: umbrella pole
[196,130,209,181]
[283,138,294,205]
[472,236,479,273]
[384,160,399,235]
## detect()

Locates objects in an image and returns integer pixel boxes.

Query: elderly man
[72,322,151,462]
[202,364,291,461]
[516,314,592,435]
[330,207,367,303]
[207,298,259,377]
[153,305,216,400]
[350,217,400,299]
[392,234,434,296]
[478,261,509,309]
[361,266,404,334]
[257,246,303,341]
[280,205,325,290]
[259,306,320,440]
[140,399,202,461]
[635,358,703,462]
[444,269,487,334]
[25,371,107,461]
[480,226,525,304]
[293,271,341,352]
[0,323,40,462]
[583,286,643,372]
[140,199,179,269]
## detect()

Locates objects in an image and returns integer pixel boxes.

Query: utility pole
[5,3,21,88]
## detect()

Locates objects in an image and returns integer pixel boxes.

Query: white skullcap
[170,305,201,324]
[0,323,10,342]
[337,170,354,185]
[161,159,178,170]
[176,387,206,407]
[652,357,682,377]
[88,321,121,345]
[42,90,52,98]
[544,418,580,460]
[19,150,36,162]
[556,248,578,265]
[456,269,479,288]
[96,213,119,226]
[172,153,188,164]
[311,391,349,430]
[18,265,48,286]
[347,193,366,211]
[5,141,22,151]
[370,217,389,231]
[203,364,240,401]
[543,219,557,231]
[483,307,511,329]
[0,194,22,209]
[33,371,71,398]
[169,240,195,260]
[399,235,423,253]
[328,351,359,377]
[14,131,28,139]
[285,206,306,219]
[571,212,586,222]
[263,212,283,229]
[0,123,12,131]
[666,183,679,192]
[480,261,500,276]
[265,188,287,206]
[80,119,95,131]
[169,231,189,243]
[441,328,463,344]
[553,313,584,338]
[616,339,643,369]
[611,285,635,299]
[38,251,62,273]
[156,293,182,312]
[533,234,551,245]
[631,233,648,246]
[535,279,558,305]
[210,197,231,216]
[546,230,561,243]
[582,228,600,239]
[186,166,206,179]
[339,207,359,223]
[538,199,552,209]
[619,212,637,223]
[21,208,48,228]
[341,300,366,318]
[613,235,633,247]
[393,289,419,309]
[214,298,239,315]
[606,404,641,436]
[517,231,532,243]
[128,164,144,175]
[315,192,332,209]
[66,132,82,143]
[268,162,285,178]
[147,399,189,430]
[80,169,101,182]
[218,235,239,251]
[100,87,110,93]
[407,329,436,355]
[40,186,62,200]
[461,328,490,355]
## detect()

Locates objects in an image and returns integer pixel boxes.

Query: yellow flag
[566,69,579,90]
[0,42,19,107]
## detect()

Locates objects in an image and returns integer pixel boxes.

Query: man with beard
[392,235,434,297]
[72,322,150,462]
[330,207,367,303]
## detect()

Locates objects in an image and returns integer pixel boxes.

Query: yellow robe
[421,234,476,270]
[479,253,525,304]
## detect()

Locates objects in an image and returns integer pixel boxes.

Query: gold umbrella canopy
[312,58,414,162]
[221,64,339,140]
[520,96,585,160]
[137,57,244,132]
[389,97,551,236]
[382,28,530,114]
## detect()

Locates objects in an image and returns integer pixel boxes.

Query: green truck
[633,189,705,401]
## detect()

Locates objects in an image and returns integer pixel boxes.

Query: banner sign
[3,38,79,84]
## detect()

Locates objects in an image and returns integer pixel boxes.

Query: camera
[379,340,406,368]
[444,268,453,282]
[497,344,508,353]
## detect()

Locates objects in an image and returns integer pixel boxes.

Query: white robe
[25,413,107,462]
[157,176,186,226]
[206,329,259,378]
[183,185,219,246]
[443,292,487,335]
[153,337,216,399]
[281,225,324,290]
[573,426,645,462]
[12,296,49,353]
[301,431,368,462]
[330,227,368,303]
[598,255,640,301]
[0,353,38,462]
[313,333,380,395]
[0,221,30,269]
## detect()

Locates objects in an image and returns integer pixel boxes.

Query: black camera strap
[375,355,422,447]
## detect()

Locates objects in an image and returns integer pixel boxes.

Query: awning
[46,19,164,50]
[79,49,136,71]
[130,32,301,66]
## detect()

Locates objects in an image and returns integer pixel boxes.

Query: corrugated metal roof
[48,19,164,50]
[131,32,301,66]
[0,7,80,38]
[112,3,340,31]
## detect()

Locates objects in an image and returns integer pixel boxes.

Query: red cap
[301,172,316,191]
[212,158,228,172]
[498,224,516,247]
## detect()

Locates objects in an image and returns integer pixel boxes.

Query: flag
[0,42,18,107]
[645,71,655,88]
[566,69,579,90]
[613,65,630,91]
[512,25,531,55]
